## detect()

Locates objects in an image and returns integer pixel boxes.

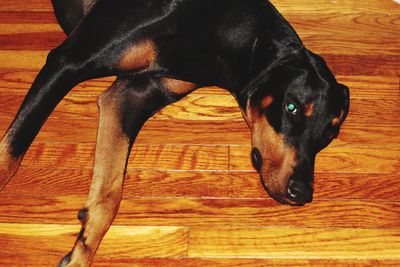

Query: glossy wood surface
[0,0,399,266]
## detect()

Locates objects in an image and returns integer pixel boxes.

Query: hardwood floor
[0,0,399,266]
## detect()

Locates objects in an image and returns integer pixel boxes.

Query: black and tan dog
[0,0,349,265]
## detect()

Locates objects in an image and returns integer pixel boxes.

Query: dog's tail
[51,0,97,35]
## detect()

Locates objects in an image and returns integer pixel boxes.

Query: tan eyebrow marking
[261,95,274,109]
[332,110,345,126]
[304,103,314,117]
[331,117,340,126]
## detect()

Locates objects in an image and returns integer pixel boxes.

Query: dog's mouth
[252,148,309,206]
[259,174,307,207]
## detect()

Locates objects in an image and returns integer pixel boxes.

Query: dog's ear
[338,83,350,125]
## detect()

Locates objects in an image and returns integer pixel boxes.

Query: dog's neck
[231,36,305,110]
[226,1,305,110]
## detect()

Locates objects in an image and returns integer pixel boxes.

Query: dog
[0,0,349,265]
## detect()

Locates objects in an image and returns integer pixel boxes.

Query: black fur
[6,0,348,206]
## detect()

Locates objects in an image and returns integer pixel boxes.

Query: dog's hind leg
[0,0,168,190]
[58,75,196,266]
[0,45,93,190]
[0,26,123,190]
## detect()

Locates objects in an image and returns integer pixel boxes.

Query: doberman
[0,0,349,265]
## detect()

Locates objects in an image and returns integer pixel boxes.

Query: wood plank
[1,0,400,14]
[0,31,65,50]
[2,31,399,56]
[230,145,400,174]
[336,124,400,147]
[1,169,234,199]
[93,258,400,267]
[1,116,399,147]
[0,116,251,145]
[336,75,399,99]
[0,1,52,12]
[0,23,60,33]
[0,0,399,265]
[0,51,398,77]
[229,172,400,201]
[287,13,400,37]
[19,143,228,171]
[0,93,243,121]
[189,227,400,259]
[0,50,47,69]
[323,54,400,76]
[0,195,398,228]
[0,11,56,24]
[1,71,397,99]
[1,70,398,98]
[17,143,400,174]
[1,12,399,38]
[0,69,115,94]
[1,90,399,123]
[2,168,399,201]
[272,0,400,14]
[230,146,400,173]
[1,256,398,267]
[302,34,400,56]
[0,223,189,258]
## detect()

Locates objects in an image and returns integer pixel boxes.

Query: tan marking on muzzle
[246,98,297,196]
[161,78,197,95]
[118,40,157,71]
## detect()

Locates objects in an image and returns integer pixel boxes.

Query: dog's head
[242,49,349,206]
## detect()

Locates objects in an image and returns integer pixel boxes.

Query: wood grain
[3,168,399,201]
[230,145,400,173]
[0,11,56,24]
[0,195,399,228]
[0,223,189,258]
[18,143,229,171]
[0,90,399,123]
[272,0,400,14]
[1,255,399,267]
[12,142,399,173]
[1,70,398,97]
[1,12,399,40]
[189,227,400,258]
[2,0,400,14]
[0,52,398,76]
[92,258,400,267]
[0,0,399,265]
[323,54,400,76]
[287,13,400,37]
[2,31,400,56]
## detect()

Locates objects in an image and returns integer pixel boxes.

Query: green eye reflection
[286,102,298,115]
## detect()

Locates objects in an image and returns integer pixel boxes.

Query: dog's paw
[58,251,73,267]
[58,250,90,267]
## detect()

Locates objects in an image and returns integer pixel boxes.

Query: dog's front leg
[59,75,196,267]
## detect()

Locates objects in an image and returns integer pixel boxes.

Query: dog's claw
[58,251,73,267]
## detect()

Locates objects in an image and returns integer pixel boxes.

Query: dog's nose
[287,177,313,204]
[251,148,262,171]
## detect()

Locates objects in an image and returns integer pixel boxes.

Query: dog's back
[52,0,97,35]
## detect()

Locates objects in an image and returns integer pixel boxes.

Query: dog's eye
[286,102,298,115]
